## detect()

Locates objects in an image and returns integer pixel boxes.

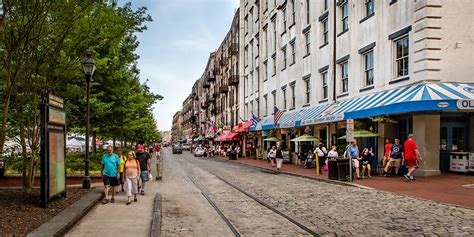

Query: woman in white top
[327,145,339,159]
[269,146,277,167]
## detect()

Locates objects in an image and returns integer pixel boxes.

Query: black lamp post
[82,52,96,189]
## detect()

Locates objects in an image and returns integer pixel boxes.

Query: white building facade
[240,0,474,176]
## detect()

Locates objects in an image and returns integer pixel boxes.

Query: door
[440,123,467,172]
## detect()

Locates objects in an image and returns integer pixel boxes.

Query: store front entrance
[440,119,468,172]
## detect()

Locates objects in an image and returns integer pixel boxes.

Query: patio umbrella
[290,134,319,142]
[263,137,280,141]
[338,130,379,140]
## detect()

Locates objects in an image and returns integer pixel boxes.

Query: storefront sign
[280,122,294,128]
[301,113,344,126]
[457,100,474,110]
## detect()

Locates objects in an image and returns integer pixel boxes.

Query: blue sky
[124,0,239,131]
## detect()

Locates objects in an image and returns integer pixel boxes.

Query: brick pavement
[212,155,474,209]
[195,156,474,236]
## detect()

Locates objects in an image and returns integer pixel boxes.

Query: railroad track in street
[173,151,318,237]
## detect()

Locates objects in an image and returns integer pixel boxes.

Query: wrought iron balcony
[219,85,229,94]
[229,43,238,55]
[203,82,210,88]
[229,75,239,86]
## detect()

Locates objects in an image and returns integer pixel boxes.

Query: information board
[48,132,66,198]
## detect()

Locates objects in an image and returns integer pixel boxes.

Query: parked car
[194,147,205,157]
[172,144,182,154]
[182,144,190,151]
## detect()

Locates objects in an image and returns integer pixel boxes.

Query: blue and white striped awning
[250,82,474,131]
[329,82,474,120]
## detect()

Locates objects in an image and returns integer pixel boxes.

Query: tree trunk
[92,131,96,154]
[0,93,12,153]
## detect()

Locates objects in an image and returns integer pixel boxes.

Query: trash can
[0,159,5,178]
[328,160,338,180]
[337,158,350,181]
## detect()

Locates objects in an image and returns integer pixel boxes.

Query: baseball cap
[137,144,144,151]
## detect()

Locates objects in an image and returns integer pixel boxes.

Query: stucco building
[240,0,473,175]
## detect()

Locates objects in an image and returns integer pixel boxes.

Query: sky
[123,0,240,132]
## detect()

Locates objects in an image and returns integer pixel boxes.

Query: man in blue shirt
[101,146,121,204]
[344,140,361,179]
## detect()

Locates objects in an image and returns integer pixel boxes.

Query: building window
[341,61,349,93]
[395,36,409,78]
[304,78,310,104]
[264,27,268,58]
[282,7,287,29]
[250,100,254,114]
[244,46,249,67]
[272,16,277,51]
[264,61,268,81]
[324,0,328,11]
[245,103,248,117]
[256,98,260,116]
[282,88,287,110]
[365,0,374,16]
[290,0,296,25]
[322,18,328,45]
[265,0,268,11]
[321,71,328,99]
[272,92,276,108]
[291,84,295,109]
[364,50,374,86]
[304,31,311,56]
[272,54,276,76]
[264,95,268,115]
[341,1,349,32]
[282,47,287,69]
[290,41,296,65]
[244,15,248,34]
[306,0,310,25]
[255,66,260,91]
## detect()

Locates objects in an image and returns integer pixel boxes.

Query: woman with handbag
[124,151,141,205]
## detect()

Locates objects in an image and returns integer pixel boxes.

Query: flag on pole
[274,106,283,128]
[251,113,260,127]
[239,116,246,122]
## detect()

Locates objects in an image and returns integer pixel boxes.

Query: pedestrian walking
[136,144,151,195]
[343,140,361,179]
[385,138,404,176]
[118,150,127,193]
[275,146,283,170]
[269,146,277,167]
[101,146,121,204]
[315,143,328,175]
[124,151,140,205]
[403,134,423,181]
[383,138,392,175]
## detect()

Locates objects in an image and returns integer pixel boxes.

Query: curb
[211,157,373,190]
[27,188,103,237]
[150,193,162,237]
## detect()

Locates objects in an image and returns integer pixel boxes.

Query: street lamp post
[82,52,96,189]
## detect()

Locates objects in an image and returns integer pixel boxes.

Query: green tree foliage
[0,1,162,188]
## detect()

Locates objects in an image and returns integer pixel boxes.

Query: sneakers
[110,198,115,203]
[101,199,109,204]
[404,174,412,182]
[409,176,416,181]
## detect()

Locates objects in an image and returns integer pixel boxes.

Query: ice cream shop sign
[457,100,474,110]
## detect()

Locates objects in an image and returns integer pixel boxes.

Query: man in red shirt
[383,138,392,175]
[403,134,423,181]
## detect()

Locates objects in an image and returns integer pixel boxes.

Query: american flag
[251,113,260,127]
[274,106,283,128]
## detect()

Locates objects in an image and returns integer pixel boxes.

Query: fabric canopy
[338,130,379,140]
[232,120,254,133]
[290,134,319,142]
[214,132,241,142]
[263,137,280,141]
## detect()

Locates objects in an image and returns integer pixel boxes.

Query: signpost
[40,94,67,208]
[346,119,354,182]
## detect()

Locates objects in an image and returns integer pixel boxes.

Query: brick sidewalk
[212,156,474,208]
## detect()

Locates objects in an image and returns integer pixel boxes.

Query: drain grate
[461,184,474,188]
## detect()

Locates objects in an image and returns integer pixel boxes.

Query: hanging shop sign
[40,94,67,208]
[346,119,354,142]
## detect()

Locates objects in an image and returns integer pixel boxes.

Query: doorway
[440,122,467,172]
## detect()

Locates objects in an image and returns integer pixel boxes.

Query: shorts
[388,158,401,168]
[140,170,149,182]
[405,158,419,168]
[362,161,370,168]
[352,159,360,168]
[103,175,119,187]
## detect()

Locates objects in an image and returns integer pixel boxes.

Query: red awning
[232,120,254,133]
[214,132,241,142]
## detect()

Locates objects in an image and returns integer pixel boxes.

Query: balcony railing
[207,71,216,82]
[219,84,229,94]
[220,57,229,66]
[229,43,238,55]
[203,82,210,88]
[229,75,239,86]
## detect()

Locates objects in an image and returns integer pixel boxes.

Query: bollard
[155,160,162,180]
[315,153,320,176]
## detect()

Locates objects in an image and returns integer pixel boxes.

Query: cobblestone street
[160,148,474,236]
